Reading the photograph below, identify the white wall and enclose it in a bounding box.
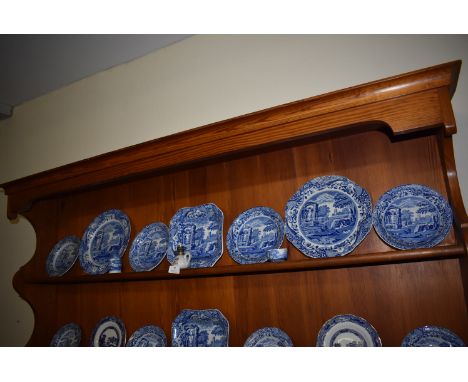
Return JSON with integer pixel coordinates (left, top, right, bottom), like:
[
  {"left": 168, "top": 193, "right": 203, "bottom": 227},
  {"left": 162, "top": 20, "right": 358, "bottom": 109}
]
[{"left": 1, "top": 35, "right": 467, "bottom": 345}]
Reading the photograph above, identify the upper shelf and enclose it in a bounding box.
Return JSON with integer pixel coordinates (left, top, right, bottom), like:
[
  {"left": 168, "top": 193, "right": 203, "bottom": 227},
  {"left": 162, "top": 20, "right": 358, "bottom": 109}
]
[{"left": 0, "top": 60, "right": 462, "bottom": 220}]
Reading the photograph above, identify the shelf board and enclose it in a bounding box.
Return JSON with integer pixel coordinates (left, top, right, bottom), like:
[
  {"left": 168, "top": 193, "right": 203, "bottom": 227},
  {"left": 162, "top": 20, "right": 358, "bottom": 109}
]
[{"left": 29, "top": 244, "right": 465, "bottom": 285}]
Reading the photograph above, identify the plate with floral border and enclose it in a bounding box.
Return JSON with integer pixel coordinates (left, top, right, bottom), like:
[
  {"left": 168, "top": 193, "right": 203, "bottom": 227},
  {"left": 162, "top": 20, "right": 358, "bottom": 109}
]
[
  {"left": 78, "top": 209, "right": 131, "bottom": 275},
  {"left": 167, "top": 203, "right": 224, "bottom": 268},
  {"left": 316, "top": 314, "right": 382, "bottom": 347},
  {"left": 285, "top": 175, "right": 372, "bottom": 258},
  {"left": 50, "top": 322, "right": 81, "bottom": 347},
  {"left": 126, "top": 324, "right": 167, "bottom": 347},
  {"left": 46, "top": 236, "right": 80, "bottom": 277},
  {"left": 227, "top": 206, "right": 284, "bottom": 264},
  {"left": 172, "top": 309, "right": 229, "bottom": 347},
  {"left": 244, "top": 327, "right": 293, "bottom": 347},
  {"left": 129, "top": 222, "right": 169, "bottom": 272},
  {"left": 373, "top": 184, "right": 452, "bottom": 250},
  {"left": 90, "top": 315, "right": 126, "bottom": 347},
  {"left": 401, "top": 325, "right": 464, "bottom": 347}
]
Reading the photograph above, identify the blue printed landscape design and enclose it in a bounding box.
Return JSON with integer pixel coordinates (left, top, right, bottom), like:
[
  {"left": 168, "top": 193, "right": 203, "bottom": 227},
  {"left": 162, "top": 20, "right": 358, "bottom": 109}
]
[
  {"left": 126, "top": 325, "right": 167, "bottom": 347},
  {"left": 401, "top": 326, "right": 464, "bottom": 347},
  {"left": 46, "top": 236, "right": 80, "bottom": 277},
  {"left": 244, "top": 327, "right": 293, "bottom": 347},
  {"left": 50, "top": 322, "right": 81, "bottom": 347},
  {"left": 90, "top": 315, "right": 126, "bottom": 347},
  {"left": 129, "top": 222, "right": 169, "bottom": 272}
]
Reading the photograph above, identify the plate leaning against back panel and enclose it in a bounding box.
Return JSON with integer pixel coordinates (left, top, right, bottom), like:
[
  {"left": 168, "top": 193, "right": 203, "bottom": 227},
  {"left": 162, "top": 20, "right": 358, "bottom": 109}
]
[
  {"left": 373, "top": 184, "right": 453, "bottom": 250},
  {"left": 167, "top": 203, "right": 224, "bottom": 268},
  {"left": 126, "top": 325, "right": 167, "bottom": 347},
  {"left": 244, "top": 327, "right": 293, "bottom": 347},
  {"left": 401, "top": 326, "right": 465, "bottom": 347},
  {"left": 50, "top": 322, "right": 82, "bottom": 346},
  {"left": 316, "top": 314, "right": 382, "bottom": 347},
  {"left": 46, "top": 236, "right": 80, "bottom": 277},
  {"left": 172, "top": 309, "right": 229, "bottom": 347},
  {"left": 227, "top": 206, "right": 284, "bottom": 264},
  {"left": 79, "top": 209, "right": 131, "bottom": 275},
  {"left": 285, "top": 176, "right": 372, "bottom": 258},
  {"left": 129, "top": 222, "right": 169, "bottom": 272},
  {"left": 90, "top": 315, "right": 126, "bottom": 347}
]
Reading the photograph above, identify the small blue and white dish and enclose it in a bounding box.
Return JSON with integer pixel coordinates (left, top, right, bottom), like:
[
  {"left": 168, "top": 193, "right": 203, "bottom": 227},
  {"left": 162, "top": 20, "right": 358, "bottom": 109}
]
[
  {"left": 78, "top": 209, "right": 131, "bottom": 275},
  {"left": 244, "top": 327, "right": 293, "bottom": 347},
  {"left": 373, "top": 184, "right": 453, "bottom": 250},
  {"left": 285, "top": 176, "right": 372, "bottom": 258},
  {"left": 46, "top": 236, "right": 81, "bottom": 277},
  {"left": 267, "top": 248, "right": 288, "bottom": 262},
  {"left": 317, "top": 314, "right": 382, "bottom": 347},
  {"left": 227, "top": 206, "right": 284, "bottom": 264},
  {"left": 172, "top": 309, "right": 229, "bottom": 347},
  {"left": 401, "top": 325, "right": 465, "bottom": 347},
  {"left": 50, "top": 322, "right": 81, "bottom": 346},
  {"left": 167, "top": 203, "right": 224, "bottom": 268},
  {"left": 126, "top": 325, "right": 167, "bottom": 347},
  {"left": 90, "top": 315, "right": 126, "bottom": 347},
  {"left": 129, "top": 222, "right": 169, "bottom": 272}
]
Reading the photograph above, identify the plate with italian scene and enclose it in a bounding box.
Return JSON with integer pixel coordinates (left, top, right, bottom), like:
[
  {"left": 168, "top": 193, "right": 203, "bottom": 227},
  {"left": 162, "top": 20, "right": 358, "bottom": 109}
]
[
  {"left": 401, "top": 326, "right": 464, "bottom": 347},
  {"left": 171, "top": 309, "right": 229, "bottom": 347},
  {"left": 167, "top": 203, "right": 224, "bottom": 268},
  {"left": 126, "top": 325, "right": 167, "bottom": 347},
  {"left": 285, "top": 175, "right": 372, "bottom": 258},
  {"left": 373, "top": 184, "right": 452, "bottom": 250},
  {"left": 50, "top": 322, "right": 81, "bottom": 346},
  {"left": 129, "top": 222, "right": 169, "bottom": 272},
  {"left": 244, "top": 327, "right": 293, "bottom": 347},
  {"left": 227, "top": 206, "right": 284, "bottom": 264},
  {"left": 46, "top": 236, "right": 80, "bottom": 277},
  {"left": 90, "top": 315, "right": 126, "bottom": 347}
]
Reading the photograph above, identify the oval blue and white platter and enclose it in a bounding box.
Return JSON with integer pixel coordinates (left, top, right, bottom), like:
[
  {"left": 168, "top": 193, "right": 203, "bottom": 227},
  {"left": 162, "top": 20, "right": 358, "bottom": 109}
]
[
  {"left": 227, "top": 206, "right": 284, "bottom": 264},
  {"left": 401, "top": 326, "right": 464, "bottom": 347},
  {"left": 316, "top": 314, "right": 382, "bottom": 347},
  {"left": 50, "top": 322, "right": 81, "bottom": 347},
  {"left": 373, "top": 184, "right": 452, "bottom": 250},
  {"left": 78, "top": 209, "right": 131, "bottom": 275},
  {"left": 129, "top": 222, "right": 169, "bottom": 272},
  {"left": 172, "top": 309, "right": 229, "bottom": 347},
  {"left": 90, "top": 315, "right": 126, "bottom": 347},
  {"left": 167, "top": 203, "right": 224, "bottom": 268},
  {"left": 244, "top": 327, "right": 293, "bottom": 347},
  {"left": 285, "top": 175, "right": 372, "bottom": 258},
  {"left": 46, "top": 236, "right": 80, "bottom": 277},
  {"left": 126, "top": 325, "right": 167, "bottom": 347}
]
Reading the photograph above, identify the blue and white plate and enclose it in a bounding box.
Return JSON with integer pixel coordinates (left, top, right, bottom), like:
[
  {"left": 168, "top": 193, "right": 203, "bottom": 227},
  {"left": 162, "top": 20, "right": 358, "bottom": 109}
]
[
  {"left": 46, "top": 236, "right": 80, "bottom": 277},
  {"left": 244, "top": 327, "right": 293, "bottom": 347},
  {"left": 285, "top": 176, "right": 372, "bottom": 258},
  {"left": 401, "top": 326, "right": 465, "bottom": 347},
  {"left": 90, "top": 315, "right": 126, "bottom": 347},
  {"left": 79, "top": 209, "right": 131, "bottom": 275},
  {"left": 126, "top": 325, "right": 167, "bottom": 347},
  {"left": 50, "top": 322, "right": 81, "bottom": 346},
  {"left": 373, "top": 184, "right": 452, "bottom": 250},
  {"left": 317, "top": 314, "right": 382, "bottom": 347},
  {"left": 172, "top": 309, "right": 229, "bottom": 347},
  {"left": 129, "top": 222, "right": 169, "bottom": 272},
  {"left": 227, "top": 207, "right": 284, "bottom": 264},
  {"left": 167, "top": 203, "right": 224, "bottom": 268}
]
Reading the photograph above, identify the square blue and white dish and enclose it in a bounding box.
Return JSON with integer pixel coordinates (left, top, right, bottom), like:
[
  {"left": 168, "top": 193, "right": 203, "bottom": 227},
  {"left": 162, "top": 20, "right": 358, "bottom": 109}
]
[
  {"left": 285, "top": 176, "right": 372, "bottom": 258},
  {"left": 172, "top": 309, "right": 229, "bottom": 347},
  {"left": 316, "top": 314, "right": 382, "bottom": 347},
  {"left": 78, "top": 209, "right": 131, "bottom": 275},
  {"left": 129, "top": 222, "right": 169, "bottom": 272},
  {"left": 227, "top": 206, "right": 284, "bottom": 264},
  {"left": 244, "top": 327, "right": 293, "bottom": 347},
  {"left": 167, "top": 203, "right": 223, "bottom": 268},
  {"left": 126, "top": 324, "right": 167, "bottom": 347},
  {"left": 373, "top": 184, "right": 452, "bottom": 250},
  {"left": 401, "top": 325, "right": 464, "bottom": 347},
  {"left": 50, "top": 322, "right": 81, "bottom": 346},
  {"left": 90, "top": 315, "right": 126, "bottom": 347},
  {"left": 46, "top": 236, "right": 80, "bottom": 277}
]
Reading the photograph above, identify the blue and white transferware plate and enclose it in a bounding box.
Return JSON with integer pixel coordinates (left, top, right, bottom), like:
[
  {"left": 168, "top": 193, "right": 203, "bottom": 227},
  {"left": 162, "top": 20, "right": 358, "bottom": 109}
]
[
  {"left": 285, "top": 176, "right": 372, "bottom": 258},
  {"left": 401, "top": 326, "right": 465, "bottom": 347},
  {"left": 126, "top": 325, "right": 167, "bottom": 347},
  {"left": 244, "top": 327, "right": 293, "bottom": 347},
  {"left": 46, "top": 236, "right": 80, "bottom": 277},
  {"left": 172, "top": 309, "right": 229, "bottom": 347},
  {"left": 373, "top": 184, "right": 452, "bottom": 250},
  {"left": 227, "top": 207, "right": 284, "bottom": 264},
  {"left": 79, "top": 209, "right": 131, "bottom": 275},
  {"left": 50, "top": 322, "right": 81, "bottom": 346},
  {"left": 90, "top": 315, "right": 126, "bottom": 347},
  {"left": 129, "top": 222, "right": 169, "bottom": 272},
  {"left": 317, "top": 314, "right": 382, "bottom": 347},
  {"left": 167, "top": 203, "right": 224, "bottom": 268}
]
